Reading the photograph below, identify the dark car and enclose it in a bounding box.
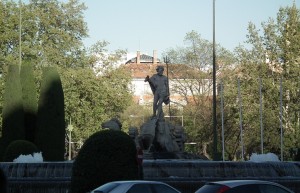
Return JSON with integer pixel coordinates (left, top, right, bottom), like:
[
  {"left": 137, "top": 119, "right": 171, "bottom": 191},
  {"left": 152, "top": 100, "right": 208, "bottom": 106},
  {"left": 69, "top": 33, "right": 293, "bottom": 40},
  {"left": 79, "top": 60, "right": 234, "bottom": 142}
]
[
  {"left": 91, "top": 180, "right": 181, "bottom": 193},
  {"left": 195, "top": 180, "right": 294, "bottom": 193}
]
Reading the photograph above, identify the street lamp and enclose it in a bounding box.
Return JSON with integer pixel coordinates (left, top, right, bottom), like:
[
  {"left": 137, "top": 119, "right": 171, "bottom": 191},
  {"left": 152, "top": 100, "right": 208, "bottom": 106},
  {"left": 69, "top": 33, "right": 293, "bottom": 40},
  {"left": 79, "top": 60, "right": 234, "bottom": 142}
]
[
  {"left": 67, "top": 123, "right": 73, "bottom": 160},
  {"left": 212, "top": 0, "right": 218, "bottom": 161},
  {"left": 19, "top": 0, "right": 22, "bottom": 69}
]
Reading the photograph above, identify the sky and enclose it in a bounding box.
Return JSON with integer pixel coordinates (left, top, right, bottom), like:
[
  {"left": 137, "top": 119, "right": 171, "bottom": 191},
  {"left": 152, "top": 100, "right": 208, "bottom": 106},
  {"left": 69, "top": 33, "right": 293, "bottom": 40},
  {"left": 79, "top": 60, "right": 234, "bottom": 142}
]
[{"left": 82, "top": 0, "right": 299, "bottom": 58}]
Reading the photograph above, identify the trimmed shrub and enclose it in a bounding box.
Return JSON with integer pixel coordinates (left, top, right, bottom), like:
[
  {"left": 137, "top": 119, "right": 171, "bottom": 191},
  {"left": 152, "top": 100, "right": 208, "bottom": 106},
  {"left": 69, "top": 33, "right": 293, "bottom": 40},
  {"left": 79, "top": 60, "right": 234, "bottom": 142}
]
[
  {"left": 70, "top": 129, "right": 138, "bottom": 193},
  {"left": 35, "top": 67, "right": 65, "bottom": 161},
  {"left": 3, "top": 140, "right": 39, "bottom": 162},
  {"left": 1, "top": 64, "right": 25, "bottom": 160},
  {"left": 0, "top": 167, "right": 7, "bottom": 193},
  {"left": 20, "top": 62, "right": 38, "bottom": 143},
  {"left": 0, "top": 138, "right": 6, "bottom": 162}
]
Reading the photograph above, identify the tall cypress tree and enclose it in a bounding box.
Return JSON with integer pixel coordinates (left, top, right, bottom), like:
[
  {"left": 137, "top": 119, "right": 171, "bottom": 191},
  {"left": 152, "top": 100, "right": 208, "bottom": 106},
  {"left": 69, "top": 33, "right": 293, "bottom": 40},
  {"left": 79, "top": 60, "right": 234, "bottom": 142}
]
[
  {"left": 1, "top": 64, "right": 25, "bottom": 158},
  {"left": 20, "top": 62, "right": 38, "bottom": 143},
  {"left": 35, "top": 67, "right": 65, "bottom": 161}
]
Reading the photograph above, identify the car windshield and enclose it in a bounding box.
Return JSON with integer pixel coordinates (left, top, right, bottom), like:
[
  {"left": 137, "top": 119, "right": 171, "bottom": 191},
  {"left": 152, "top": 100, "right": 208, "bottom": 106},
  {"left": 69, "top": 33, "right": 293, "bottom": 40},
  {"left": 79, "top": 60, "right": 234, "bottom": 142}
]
[
  {"left": 195, "top": 184, "right": 228, "bottom": 193},
  {"left": 151, "top": 184, "right": 180, "bottom": 193},
  {"left": 94, "top": 182, "right": 119, "bottom": 193}
]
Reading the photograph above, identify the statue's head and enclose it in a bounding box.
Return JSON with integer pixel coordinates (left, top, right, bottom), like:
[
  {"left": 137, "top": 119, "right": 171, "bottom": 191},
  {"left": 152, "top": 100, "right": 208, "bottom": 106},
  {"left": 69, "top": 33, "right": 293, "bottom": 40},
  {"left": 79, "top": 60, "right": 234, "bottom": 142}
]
[{"left": 156, "top": 66, "right": 164, "bottom": 75}]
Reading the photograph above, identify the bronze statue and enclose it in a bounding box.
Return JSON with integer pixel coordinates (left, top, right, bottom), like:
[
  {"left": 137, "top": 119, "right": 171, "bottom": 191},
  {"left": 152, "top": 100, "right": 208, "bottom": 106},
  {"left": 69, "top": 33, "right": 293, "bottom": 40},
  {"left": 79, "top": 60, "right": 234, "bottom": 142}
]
[{"left": 145, "top": 66, "right": 170, "bottom": 119}]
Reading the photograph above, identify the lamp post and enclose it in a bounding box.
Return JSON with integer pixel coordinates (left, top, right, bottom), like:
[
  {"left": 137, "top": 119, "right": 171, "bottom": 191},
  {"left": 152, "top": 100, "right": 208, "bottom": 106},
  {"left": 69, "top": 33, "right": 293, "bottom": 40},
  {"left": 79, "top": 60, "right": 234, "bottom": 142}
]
[
  {"left": 212, "top": 0, "right": 218, "bottom": 161},
  {"left": 67, "top": 123, "right": 73, "bottom": 160},
  {"left": 19, "top": 0, "right": 22, "bottom": 69}
]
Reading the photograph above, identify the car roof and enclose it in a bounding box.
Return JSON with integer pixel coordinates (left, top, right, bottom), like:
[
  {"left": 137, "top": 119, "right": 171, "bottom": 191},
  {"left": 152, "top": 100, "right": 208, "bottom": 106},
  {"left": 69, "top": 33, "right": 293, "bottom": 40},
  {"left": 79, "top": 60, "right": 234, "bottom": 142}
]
[
  {"left": 209, "top": 180, "right": 284, "bottom": 188},
  {"left": 107, "top": 180, "right": 166, "bottom": 184},
  {"left": 91, "top": 180, "right": 181, "bottom": 193}
]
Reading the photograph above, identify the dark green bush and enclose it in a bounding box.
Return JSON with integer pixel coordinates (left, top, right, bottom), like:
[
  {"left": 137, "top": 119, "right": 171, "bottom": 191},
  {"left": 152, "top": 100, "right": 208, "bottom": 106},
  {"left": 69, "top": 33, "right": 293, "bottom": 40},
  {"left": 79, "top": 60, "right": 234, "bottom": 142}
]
[
  {"left": 70, "top": 129, "right": 138, "bottom": 193},
  {"left": 35, "top": 67, "right": 65, "bottom": 161},
  {"left": 20, "top": 62, "right": 38, "bottom": 143},
  {"left": 3, "top": 140, "right": 39, "bottom": 162},
  {"left": 1, "top": 64, "right": 25, "bottom": 159},
  {"left": 0, "top": 138, "right": 6, "bottom": 162}
]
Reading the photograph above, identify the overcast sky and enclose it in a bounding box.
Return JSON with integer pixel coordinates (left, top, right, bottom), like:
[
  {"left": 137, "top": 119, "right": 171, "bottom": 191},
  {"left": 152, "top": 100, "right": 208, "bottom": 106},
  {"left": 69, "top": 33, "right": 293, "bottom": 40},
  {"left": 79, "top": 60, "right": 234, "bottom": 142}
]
[{"left": 82, "top": 0, "right": 299, "bottom": 58}]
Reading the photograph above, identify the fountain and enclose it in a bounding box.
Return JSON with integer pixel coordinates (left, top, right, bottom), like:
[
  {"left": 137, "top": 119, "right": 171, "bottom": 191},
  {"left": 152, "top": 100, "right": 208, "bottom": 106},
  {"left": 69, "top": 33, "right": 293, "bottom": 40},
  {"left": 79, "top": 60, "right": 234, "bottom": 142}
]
[
  {"left": 1, "top": 117, "right": 300, "bottom": 193},
  {"left": 0, "top": 162, "right": 72, "bottom": 193},
  {"left": 142, "top": 160, "right": 300, "bottom": 192},
  {"left": 1, "top": 160, "right": 300, "bottom": 193},
  {"left": 1, "top": 93, "right": 299, "bottom": 192}
]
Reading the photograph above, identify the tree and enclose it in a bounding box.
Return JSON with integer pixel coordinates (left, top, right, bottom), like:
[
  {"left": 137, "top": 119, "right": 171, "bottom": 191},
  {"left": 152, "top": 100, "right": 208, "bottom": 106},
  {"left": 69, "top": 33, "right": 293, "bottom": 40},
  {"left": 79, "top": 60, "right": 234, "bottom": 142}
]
[
  {"left": 163, "top": 31, "right": 235, "bottom": 158},
  {"left": 0, "top": 0, "right": 20, "bottom": 70},
  {"left": 1, "top": 64, "right": 25, "bottom": 159},
  {"left": 60, "top": 41, "right": 132, "bottom": 148},
  {"left": 227, "top": 3, "right": 300, "bottom": 160},
  {"left": 20, "top": 62, "right": 38, "bottom": 143},
  {"left": 35, "top": 67, "right": 65, "bottom": 161},
  {"left": 70, "top": 129, "right": 138, "bottom": 193},
  {"left": 0, "top": 0, "right": 89, "bottom": 69},
  {"left": 60, "top": 64, "right": 133, "bottom": 146}
]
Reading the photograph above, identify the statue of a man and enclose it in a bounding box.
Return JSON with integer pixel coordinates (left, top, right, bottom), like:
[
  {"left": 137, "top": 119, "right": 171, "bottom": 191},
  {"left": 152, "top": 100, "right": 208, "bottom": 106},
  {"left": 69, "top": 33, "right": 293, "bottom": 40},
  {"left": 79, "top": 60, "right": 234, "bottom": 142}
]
[{"left": 145, "top": 66, "right": 170, "bottom": 119}]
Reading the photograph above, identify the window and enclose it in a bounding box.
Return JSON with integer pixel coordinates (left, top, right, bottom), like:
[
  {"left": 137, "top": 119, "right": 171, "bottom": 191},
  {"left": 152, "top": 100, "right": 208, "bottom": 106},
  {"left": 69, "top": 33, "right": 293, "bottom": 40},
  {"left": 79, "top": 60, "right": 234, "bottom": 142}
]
[
  {"left": 94, "top": 182, "right": 119, "bottom": 193},
  {"left": 195, "top": 184, "right": 226, "bottom": 193},
  {"left": 151, "top": 184, "right": 179, "bottom": 193},
  {"left": 259, "top": 184, "right": 291, "bottom": 193},
  {"left": 127, "top": 184, "right": 152, "bottom": 193},
  {"left": 226, "top": 184, "right": 260, "bottom": 193}
]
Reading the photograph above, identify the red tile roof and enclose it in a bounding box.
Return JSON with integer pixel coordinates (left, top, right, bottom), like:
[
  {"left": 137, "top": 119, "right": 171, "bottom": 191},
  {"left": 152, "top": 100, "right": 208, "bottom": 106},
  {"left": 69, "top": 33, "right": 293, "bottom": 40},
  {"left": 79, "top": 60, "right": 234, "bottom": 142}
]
[{"left": 122, "top": 63, "right": 163, "bottom": 79}]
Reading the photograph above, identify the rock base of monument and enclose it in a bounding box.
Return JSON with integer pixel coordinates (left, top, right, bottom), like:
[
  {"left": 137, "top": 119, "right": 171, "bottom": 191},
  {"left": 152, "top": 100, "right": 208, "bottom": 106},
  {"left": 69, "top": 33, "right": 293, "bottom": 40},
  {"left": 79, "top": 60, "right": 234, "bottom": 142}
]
[{"left": 143, "top": 151, "right": 209, "bottom": 160}]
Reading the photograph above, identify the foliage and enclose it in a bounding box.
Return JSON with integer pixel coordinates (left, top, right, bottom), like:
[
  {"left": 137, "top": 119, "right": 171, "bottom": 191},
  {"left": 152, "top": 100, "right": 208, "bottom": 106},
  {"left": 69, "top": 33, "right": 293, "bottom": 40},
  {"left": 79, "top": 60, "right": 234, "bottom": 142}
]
[
  {"left": 0, "top": 138, "right": 6, "bottom": 162},
  {"left": 3, "top": 139, "right": 39, "bottom": 162},
  {"left": 20, "top": 62, "right": 38, "bottom": 143},
  {"left": 163, "top": 31, "right": 235, "bottom": 158},
  {"left": 0, "top": 0, "right": 89, "bottom": 69},
  {"left": 88, "top": 40, "right": 127, "bottom": 74},
  {"left": 35, "top": 67, "right": 65, "bottom": 161},
  {"left": 163, "top": 4, "right": 300, "bottom": 161},
  {"left": 163, "top": 30, "right": 235, "bottom": 70},
  {"left": 224, "top": 3, "right": 300, "bottom": 160},
  {"left": 120, "top": 103, "right": 152, "bottom": 133},
  {"left": 1, "top": 64, "right": 25, "bottom": 159},
  {"left": 0, "top": 0, "right": 133, "bottom": 159},
  {"left": 0, "top": 75, "right": 4, "bottom": 137},
  {"left": 70, "top": 129, "right": 138, "bottom": 193},
  {"left": 60, "top": 65, "right": 132, "bottom": 146}
]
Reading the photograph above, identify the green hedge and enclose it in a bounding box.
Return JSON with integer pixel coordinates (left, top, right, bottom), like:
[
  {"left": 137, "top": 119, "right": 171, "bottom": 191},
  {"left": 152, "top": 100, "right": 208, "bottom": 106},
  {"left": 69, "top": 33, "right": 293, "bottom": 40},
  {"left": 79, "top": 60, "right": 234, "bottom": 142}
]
[
  {"left": 70, "top": 129, "right": 138, "bottom": 193},
  {"left": 35, "top": 67, "right": 65, "bottom": 161},
  {"left": 1, "top": 64, "right": 25, "bottom": 160},
  {"left": 20, "top": 62, "right": 38, "bottom": 143},
  {"left": 3, "top": 140, "right": 39, "bottom": 162}
]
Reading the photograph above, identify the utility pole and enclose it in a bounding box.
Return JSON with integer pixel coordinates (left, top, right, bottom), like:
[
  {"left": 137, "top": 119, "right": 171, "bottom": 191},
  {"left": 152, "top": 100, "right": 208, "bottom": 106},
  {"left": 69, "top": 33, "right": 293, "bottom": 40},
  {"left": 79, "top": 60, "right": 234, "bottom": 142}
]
[
  {"left": 19, "top": 0, "right": 22, "bottom": 69},
  {"left": 212, "top": 0, "right": 218, "bottom": 161}
]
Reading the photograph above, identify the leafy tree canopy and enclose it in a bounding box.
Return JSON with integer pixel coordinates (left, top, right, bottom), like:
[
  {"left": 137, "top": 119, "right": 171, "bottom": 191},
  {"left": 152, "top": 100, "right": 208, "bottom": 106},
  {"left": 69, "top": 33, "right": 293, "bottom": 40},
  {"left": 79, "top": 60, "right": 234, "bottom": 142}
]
[{"left": 0, "top": 0, "right": 89, "bottom": 70}]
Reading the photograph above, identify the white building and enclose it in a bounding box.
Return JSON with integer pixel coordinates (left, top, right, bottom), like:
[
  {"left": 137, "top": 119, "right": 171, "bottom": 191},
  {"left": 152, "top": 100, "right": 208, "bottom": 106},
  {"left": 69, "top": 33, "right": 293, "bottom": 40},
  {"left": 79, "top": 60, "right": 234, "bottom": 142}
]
[{"left": 123, "top": 51, "right": 212, "bottom": 107}]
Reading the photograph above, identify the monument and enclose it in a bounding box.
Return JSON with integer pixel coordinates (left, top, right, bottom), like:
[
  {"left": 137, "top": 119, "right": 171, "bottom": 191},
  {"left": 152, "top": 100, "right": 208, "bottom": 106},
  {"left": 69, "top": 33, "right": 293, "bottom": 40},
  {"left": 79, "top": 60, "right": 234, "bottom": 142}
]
[{"left": 129, "top": 65, "right": 187, "bottom": 158}]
